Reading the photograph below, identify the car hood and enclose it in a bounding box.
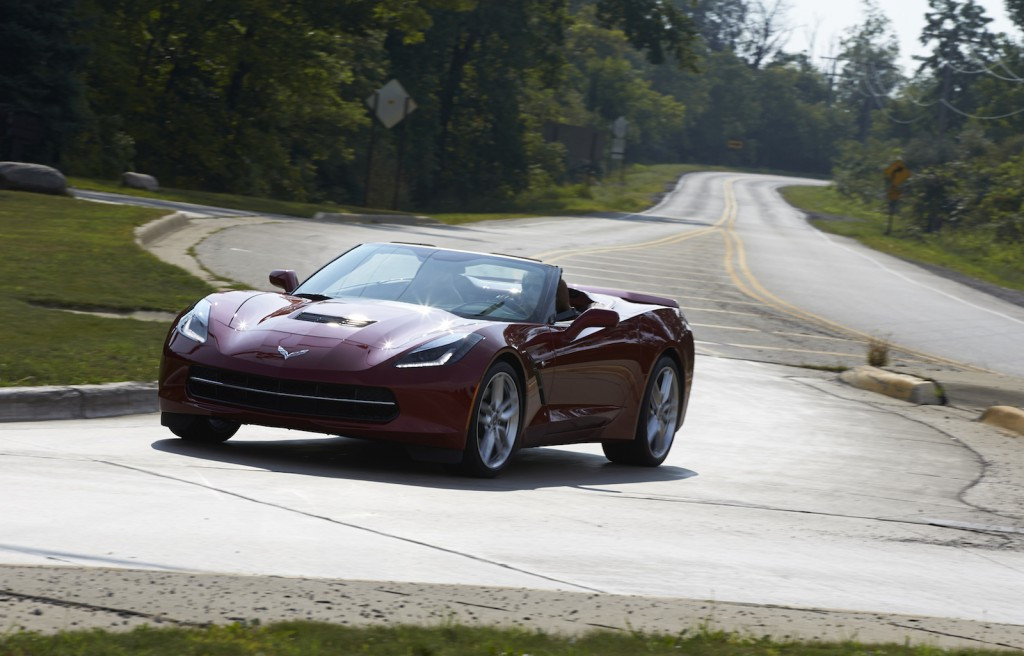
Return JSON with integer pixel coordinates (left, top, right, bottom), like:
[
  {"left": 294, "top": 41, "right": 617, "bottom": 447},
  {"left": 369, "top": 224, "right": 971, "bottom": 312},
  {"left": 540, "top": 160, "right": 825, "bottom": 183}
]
[{"left": 207, "top": 292, "right": 486, "bottom": 370}]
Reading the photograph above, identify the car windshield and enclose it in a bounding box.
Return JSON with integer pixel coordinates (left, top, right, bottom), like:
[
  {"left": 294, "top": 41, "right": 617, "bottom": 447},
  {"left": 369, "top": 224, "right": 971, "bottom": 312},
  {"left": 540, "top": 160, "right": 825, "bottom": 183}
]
[{"left": 293, "top": 243, "right": 556, "bottom": 323}]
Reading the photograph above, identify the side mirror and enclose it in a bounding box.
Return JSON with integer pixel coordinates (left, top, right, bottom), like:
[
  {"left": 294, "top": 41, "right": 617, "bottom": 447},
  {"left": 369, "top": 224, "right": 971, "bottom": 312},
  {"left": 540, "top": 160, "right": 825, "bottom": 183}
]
[
  {"left": 269, "top": 269, "right": 299, "bottom": 293},
  {"left": 564, "top": 308, "right": 618, "bottom": 341}
]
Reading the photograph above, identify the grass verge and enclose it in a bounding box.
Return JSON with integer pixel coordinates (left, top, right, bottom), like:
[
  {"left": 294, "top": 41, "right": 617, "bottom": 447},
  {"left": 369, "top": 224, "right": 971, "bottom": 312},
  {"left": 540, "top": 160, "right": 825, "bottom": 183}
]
[
  {"left": 74, "top": 164, "right": 719, "bottom": 225},
  {"left": 398, "top": 164, "right": 737, "bottom": 222},
  {"left": 0, "top": 190, "right": 212, "bottom": 386},
  {"left": 0, "top": 621, "right": 1008, "bottom": 656},
  {"left": 68, "top": 177, "right": 407, "bottom": 219},
  {"left": 780, "top": 185, "right": 1024, "bottom": 293}
]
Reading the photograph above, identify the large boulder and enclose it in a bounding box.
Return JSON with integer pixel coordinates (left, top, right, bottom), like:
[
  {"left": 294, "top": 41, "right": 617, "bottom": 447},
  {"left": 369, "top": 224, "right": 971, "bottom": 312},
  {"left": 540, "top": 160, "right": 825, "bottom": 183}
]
[
  {"left": 0, "top": 161, "right": 68, "bottom": 195},
  {"left": 122, "top": 171, "right": 159, "bottom": 191}
]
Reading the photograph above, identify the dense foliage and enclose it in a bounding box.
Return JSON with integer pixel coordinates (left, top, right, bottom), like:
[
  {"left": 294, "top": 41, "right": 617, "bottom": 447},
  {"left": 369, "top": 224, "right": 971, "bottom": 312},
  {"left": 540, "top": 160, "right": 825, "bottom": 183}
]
[
  {"left": 830, "top": 0, "right": 1024, "bottom": 249},
  {"left": 4, "top": 0, "right": 1024, "bottom": 232},
  {"left": 2, "top": 0, "right": 849, "bottom": 209}
]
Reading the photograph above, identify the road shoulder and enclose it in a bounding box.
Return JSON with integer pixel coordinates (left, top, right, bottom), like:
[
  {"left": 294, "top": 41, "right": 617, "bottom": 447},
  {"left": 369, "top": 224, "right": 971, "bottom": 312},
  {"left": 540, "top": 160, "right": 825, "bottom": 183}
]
[{"left": 2, "top": 565, "right": 1022, "bottom": 650}]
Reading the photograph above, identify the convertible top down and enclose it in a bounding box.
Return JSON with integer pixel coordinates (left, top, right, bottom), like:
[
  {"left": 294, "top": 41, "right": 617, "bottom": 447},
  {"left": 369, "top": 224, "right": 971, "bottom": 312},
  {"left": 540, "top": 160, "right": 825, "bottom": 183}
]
[{"left": 159, "top": 242, "right": 694, "bottom": 476}]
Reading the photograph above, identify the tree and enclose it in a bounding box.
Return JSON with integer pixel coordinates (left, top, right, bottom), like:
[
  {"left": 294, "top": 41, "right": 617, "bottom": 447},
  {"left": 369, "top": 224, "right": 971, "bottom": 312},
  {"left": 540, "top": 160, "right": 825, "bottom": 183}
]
[
  {"left": 916, "top": 0, "right": 998, "bottom": 138},
  {"left": 749, "top": 58, "right": 840, "bottom": 172},
  {"left": 387, "top": 1, "right": 570, "bottom": 206},
  {"left": 592, "top": 0, "right": 700, "bottom": 68},
  {"left": 71, "top": 0, "right": 459, "bottom": 198},
  {"left": 680, "top": 0, "right": 748, "bottom": 53},
  {"left": 0, "top": 0, "right": 86, "bottom": 164},
  {"left": 564, "top": 10, "right": 687, "bottom": 163},
  {"left": 739, "top": 0, "right": 791, "bottom": 69},
  {"left": 1006, "top": 0, "right": 1024, "bottom": 33},
  {"left": 835, "top": 0, "right": 902, "bottom": 142}
]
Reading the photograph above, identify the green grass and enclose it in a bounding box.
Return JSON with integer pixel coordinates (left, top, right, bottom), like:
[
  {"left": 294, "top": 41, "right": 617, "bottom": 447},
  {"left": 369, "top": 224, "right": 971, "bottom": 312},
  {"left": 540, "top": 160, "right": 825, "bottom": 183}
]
[
  {"left": 780, "top": 185, "right": 1024, "bottom": 292},
  {"left": 74, "top": 164, "right": 716, "bottom": 225},
  {"left": 69, "top": 177, "right": 409, "bottom": 219},
  {"left": 0, "top": 190, "right": 213, "bottom": 386},
  {"left": 0, "top": 621, "right": 1007, "bottom": 656}
]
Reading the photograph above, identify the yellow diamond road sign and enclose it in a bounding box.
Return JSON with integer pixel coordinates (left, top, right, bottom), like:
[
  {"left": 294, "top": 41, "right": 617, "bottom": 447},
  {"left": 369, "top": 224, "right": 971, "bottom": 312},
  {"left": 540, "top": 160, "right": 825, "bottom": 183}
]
[{"left": 885, "top": 159, "right": 910, "bottom": 186}]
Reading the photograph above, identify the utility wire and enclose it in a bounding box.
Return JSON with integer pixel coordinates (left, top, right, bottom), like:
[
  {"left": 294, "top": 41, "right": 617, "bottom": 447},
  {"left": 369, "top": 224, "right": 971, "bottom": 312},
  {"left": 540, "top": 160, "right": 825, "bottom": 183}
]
[{"left": 938, "top": 99, "right": 1024, "bottom": 119}]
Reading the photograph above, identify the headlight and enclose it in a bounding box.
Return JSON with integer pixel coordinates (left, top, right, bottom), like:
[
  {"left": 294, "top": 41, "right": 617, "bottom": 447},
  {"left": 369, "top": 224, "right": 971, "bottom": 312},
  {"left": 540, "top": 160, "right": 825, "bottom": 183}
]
[
  {"left": 395, "top": 333, "right": 483, "bottom": 368},
  {"left": 176, "top": 298, "right": 212, "bottom": 343}
]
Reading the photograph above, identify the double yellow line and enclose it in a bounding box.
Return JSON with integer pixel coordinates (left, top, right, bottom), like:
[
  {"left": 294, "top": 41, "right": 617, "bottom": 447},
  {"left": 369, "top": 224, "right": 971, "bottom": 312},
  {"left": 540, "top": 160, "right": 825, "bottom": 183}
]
[
  {"left": 534, "top": 176, "right": 981, "bottom": 372},
  {"left": 532, "top": 202, "right": 726, "bottom": 264},
  {"left": 718, "top": 179, "right": 981, "bottom": 371}
]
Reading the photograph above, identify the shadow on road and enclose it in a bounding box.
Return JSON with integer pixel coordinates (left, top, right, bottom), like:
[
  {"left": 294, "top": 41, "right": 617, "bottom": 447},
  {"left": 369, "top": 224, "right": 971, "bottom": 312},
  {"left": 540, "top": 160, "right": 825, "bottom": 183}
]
[{"left": 151, "top": 436, "right": 697, "bottom": 491}]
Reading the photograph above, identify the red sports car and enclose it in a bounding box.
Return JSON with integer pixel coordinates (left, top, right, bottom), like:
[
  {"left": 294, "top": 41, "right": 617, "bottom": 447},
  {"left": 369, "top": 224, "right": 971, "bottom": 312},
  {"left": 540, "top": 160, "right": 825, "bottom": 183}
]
[{"left": 159, "top": 242, "right": 694, "bottom": 476}]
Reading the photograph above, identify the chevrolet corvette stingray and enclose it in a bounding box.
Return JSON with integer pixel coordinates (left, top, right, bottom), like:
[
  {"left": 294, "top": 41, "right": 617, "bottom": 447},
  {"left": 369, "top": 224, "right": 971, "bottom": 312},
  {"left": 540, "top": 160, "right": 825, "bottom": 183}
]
[{"left": 159, "top": 242, "right": 694, "bottom": 476}]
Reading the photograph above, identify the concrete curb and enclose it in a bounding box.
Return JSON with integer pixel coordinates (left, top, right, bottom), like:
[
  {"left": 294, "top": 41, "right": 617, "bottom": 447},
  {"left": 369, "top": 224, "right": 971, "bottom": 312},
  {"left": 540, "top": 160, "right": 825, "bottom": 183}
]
[
  {"left": 980, "top": 405, "right": 1024, "bottom": 437},
  {"left": 0, "top": 383, "right": 157, "bottom": 422},
  {"left": 134, "top": 211, "right": 193, "bottom": 247},
  {"left": 839, "top": 366, "right": 945, "bottom": 405}
]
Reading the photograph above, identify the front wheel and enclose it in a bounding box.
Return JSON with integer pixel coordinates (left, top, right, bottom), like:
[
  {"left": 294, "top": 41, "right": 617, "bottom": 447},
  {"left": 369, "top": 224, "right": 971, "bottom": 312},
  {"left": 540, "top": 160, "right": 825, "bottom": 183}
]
[
  {"left": 453, "top": 362, "right": 522, "bottom": 477},
  {"left": 162, "top": 412, "right": 240, "bottom": 443},
  {"left": 602, "top": 356, "right": 680, "bottom": 466}
]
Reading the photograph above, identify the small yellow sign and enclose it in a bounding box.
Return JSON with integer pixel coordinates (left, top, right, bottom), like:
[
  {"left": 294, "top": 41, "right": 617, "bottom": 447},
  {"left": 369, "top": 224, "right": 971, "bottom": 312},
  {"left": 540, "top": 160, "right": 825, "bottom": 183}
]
[{"left": 885, "top": 159, "right": 911, "bottom": 186}]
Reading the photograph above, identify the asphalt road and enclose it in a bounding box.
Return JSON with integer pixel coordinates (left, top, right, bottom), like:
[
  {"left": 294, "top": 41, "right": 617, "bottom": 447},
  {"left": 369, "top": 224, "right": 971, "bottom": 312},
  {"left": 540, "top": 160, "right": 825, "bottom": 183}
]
[{"left": 5, "top": 172, "right": 1022, "bottom": 641}]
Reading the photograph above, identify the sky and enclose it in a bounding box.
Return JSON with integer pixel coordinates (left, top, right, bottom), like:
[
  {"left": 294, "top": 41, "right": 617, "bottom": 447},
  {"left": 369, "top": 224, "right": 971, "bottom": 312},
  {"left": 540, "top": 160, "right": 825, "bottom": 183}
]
[{"left": 783, "top": 0, "right": 1018, "bottom": 74}]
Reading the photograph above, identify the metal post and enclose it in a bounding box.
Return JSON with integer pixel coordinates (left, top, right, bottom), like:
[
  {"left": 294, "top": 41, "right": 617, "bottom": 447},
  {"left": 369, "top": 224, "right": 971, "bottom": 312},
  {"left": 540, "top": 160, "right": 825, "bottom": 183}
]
[
  {"left": 392, "top": 97, "right": 410, "bottom": 211},
  {"left": 362, "top": 92, "right": 379, "bottom": 208}
]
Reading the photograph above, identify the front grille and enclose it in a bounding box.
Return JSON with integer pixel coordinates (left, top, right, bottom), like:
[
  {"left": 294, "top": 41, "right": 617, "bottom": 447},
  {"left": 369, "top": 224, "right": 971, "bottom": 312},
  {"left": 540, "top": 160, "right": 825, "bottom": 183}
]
[{"left": 187, "top": 365, "right": 397, "bottom": 422}]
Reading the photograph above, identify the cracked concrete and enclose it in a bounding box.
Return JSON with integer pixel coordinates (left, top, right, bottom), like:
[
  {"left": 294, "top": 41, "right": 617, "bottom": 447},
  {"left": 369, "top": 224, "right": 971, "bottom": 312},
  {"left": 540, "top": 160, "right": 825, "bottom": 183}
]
[{"left": 2, "top": 566, "right": 1024, "bottom": 650}]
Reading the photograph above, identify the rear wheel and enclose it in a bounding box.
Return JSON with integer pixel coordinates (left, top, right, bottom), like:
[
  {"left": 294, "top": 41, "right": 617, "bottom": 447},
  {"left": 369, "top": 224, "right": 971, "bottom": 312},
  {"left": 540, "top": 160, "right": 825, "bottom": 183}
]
[
  {"left": 454, "top": 362, "right": 522, "bottom": 477},
  {"left": 603, "top": 356, "right": 680, "bottom": 466},
  {"left": 162, "top": 412, "right": 240, "bottom": 443}
]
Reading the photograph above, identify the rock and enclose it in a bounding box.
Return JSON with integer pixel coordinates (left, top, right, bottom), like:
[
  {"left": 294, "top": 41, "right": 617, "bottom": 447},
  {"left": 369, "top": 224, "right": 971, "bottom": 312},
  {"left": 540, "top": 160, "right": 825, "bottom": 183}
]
[
  {"left": 122, "top": 171, "right": 159, "bottom": 191},
  {"left": 0, "top": 161, "right": 68, "bottom": 195}
]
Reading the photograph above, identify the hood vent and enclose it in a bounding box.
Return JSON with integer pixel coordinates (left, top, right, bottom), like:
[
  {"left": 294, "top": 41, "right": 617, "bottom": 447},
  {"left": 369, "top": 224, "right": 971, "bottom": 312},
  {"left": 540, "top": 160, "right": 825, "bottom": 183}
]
[{"left": 295, "top": 312, "right": 376, "bottom": 328}]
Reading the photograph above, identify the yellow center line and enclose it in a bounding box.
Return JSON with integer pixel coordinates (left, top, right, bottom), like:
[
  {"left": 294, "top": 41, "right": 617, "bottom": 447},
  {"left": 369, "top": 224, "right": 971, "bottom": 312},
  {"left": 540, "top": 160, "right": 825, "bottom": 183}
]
[
  {"left": 719, "top": 343, "right": 869, "bottom": 358},
  {"left": 771, "top": 331, "right": 856, "bottom": 342},
  {"left": 691, "top": 323, "right": 759, "bottom": 331},
  {"left": 677, "top": 294, "right": 766, "bottom": 307},
  {"left": 529, "top": 176, "right": 987, "bottom": 373},
  {"left": 532, "top": 206, "right": 729, "bottom": 262},
  {"left": 681, "top": 306, "right": 760, "bottom": 317},
  {"left": 563, "top": 264, "right": 730, "bottom": 282},
  {"left": 717, "top": 180, "right": 987, "bottom": 372}
]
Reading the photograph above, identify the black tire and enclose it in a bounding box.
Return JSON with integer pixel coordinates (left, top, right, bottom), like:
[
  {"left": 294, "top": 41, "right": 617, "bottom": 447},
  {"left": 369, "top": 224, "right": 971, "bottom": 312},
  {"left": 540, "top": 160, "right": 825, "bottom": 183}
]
[
  {"left": 452, "top": 362, "right": 522, "bottom": 478},
  {"left": 602, "top": 355, "right": 681, "bottom": 466},
  {"left": 162, "top": 412, "right": 240, "bottom": 443}
]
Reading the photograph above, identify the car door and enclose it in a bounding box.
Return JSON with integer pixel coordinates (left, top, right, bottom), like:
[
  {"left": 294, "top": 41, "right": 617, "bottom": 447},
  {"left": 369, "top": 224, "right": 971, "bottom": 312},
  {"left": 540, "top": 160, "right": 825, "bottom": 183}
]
[{"left": 537, "top": 311, "right": 643, "bottom": 438}]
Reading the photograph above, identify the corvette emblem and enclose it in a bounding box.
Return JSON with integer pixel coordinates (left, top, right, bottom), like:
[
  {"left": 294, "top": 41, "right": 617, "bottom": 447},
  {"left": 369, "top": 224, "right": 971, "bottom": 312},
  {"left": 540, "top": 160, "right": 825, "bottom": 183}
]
[{"left": 277, "top": 345, "right": 309, "bottom": 360}]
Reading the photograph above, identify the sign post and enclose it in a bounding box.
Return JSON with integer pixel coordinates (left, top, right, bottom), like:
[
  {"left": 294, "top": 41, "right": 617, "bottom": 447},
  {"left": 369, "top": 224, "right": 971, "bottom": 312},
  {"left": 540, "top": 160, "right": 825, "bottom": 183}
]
[
  {"left": 611, "top": 116, "right": 628, "bottom": 183},
  {"left": 364, "top": 80, "right": 417, "bottom": 209},
  {"left": 883, "top": 159, "right": 911, "bottom": 235}
]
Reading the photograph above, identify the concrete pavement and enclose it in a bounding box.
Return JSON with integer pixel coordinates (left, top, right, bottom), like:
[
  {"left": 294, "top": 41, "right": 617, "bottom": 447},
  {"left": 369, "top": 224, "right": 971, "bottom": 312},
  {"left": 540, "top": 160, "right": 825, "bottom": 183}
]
[{"left": 3, "top": 565, "right": 1023, "bottom": 649}]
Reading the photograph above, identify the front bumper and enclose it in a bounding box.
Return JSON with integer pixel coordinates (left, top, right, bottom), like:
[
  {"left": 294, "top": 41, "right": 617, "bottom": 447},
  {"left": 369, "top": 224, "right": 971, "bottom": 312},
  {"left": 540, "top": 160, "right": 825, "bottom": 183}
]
[{"left": 158, "top": 348, "right": 486, "bottom": 450}]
